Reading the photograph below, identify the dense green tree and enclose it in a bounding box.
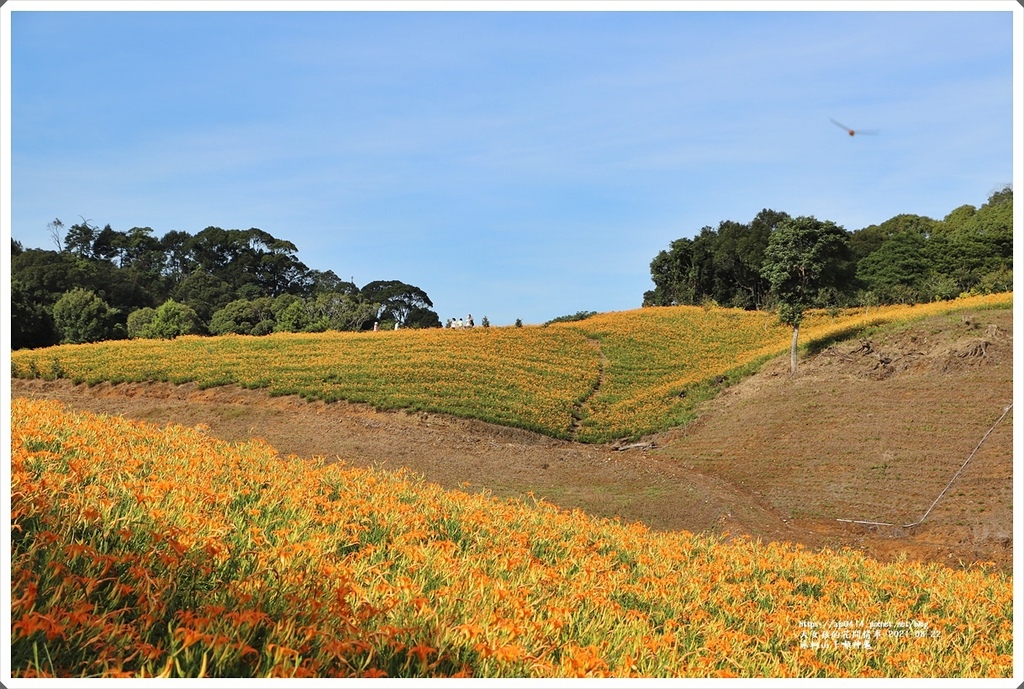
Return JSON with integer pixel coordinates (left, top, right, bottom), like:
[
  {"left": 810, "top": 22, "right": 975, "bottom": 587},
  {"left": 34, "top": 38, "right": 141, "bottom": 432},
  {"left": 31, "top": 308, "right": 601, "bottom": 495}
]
[
  {"left": 52, "top": 288, "right": 121, "bottom": 344},
  {"left": 127, "top": 307, "right": 157, "bottom": 339},
  {"left": 274, "top": 300, "right": 313, "bottom": 333},
  {"left": 120, "top": 227, "right": 164, "bottom": 274},
  {"left": 209, "top": 298, "right": 276, "bottom": 336},
  {"left": 236, "top": 283, "right": 265, "bottom": 301},
  {"left": 305, "top": 269, "right": 354, "bottom": 296},
  {"left": 159, "top": 230, "right": 195, "bottom": 282},
  {"left": 11, "top": 249, "right": 99, "bottom": 306},
  {"left": 141, "top": 300, "right": 204, "bottom": 339},
  {"left": 941, "top": 204, "right": 977, "bottom": 232},
  {"left": 761, "top": 216, "right": 853, "bottom": 375},
  {"left": 270, "top": 294, "right": 302, "bottom": 319},
  {"left": 360, "top": 280, "right": 439, "bottom": 328},
  {"left": 645, "top": 189, "right": 1010, "bottom": 315},
  {"left": 848, "top": 214, "right": 940, "bottom": 263},
  {"left": 404, "top": 305, "right": 442, "bottom": 329},
  {"left": 12, "top": 217, "right": 444, "bottom": 347},
  {"left": 973, "top": 266, "right": 1013, "bottom": 294},
  {"left": 13, "top": 212, "right": 486, "bottom": 345},
  {"left": 924, "top": 187, "right": 1013, "bottom": 294},
  {"left": 11, "top": 278, "right": 57, "bottom": 349},
  {"left": 715, "top": 209, "right": 788, "bottom": 308},
  {"left": 923, "top": 233, "right": 981, "bottom": 294},
  {"left": 10, "top": 248, "right": 109, "bottom": 348},
  {"left": 856, "top": 231, "right": 931, "bottom": 304},
  {"left": 688, "top": 227, "right": 719, "bottom": 303},
  {"left": 251, "top": 233, "right": 307, "bottom": 296},
  {"left": 306, "top": 292, "right": 380, "bottom": 332},
  {"left": 181, "top": 227, "right": 312, "bottom": 297},
  {"left": 644, "top": 237, "right": 699, "bottom": 306},
  {"left": 169, "top": 268, "right": 234, "bottom": 323},
  {"left": 64, "top": 218, "right": 99, "bottom": 258},
  {"left": 90, "top": 224, "right": 122, "bottom": 265},
  {"left": 968, "top": 191, "right": 1013, "bottom": 260},
  {"left": 643, "top": 209, "right": 787, "bottom": 309}
]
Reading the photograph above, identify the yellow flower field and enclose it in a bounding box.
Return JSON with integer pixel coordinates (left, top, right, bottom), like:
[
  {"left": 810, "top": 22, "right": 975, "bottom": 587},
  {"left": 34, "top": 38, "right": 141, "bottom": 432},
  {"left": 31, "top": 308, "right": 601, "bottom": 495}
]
[
  {"left": 9, "top": 292, "right": 1012, "bottom": 442},
  {"left": 9, "top": 326, "right": 600, "bottom": 438},
  {"left": 9, "top": 399, "right": 1013, "bottom": 678},
  {"left": 554, "top": 292, "right": 1013, "bottom": 440}
]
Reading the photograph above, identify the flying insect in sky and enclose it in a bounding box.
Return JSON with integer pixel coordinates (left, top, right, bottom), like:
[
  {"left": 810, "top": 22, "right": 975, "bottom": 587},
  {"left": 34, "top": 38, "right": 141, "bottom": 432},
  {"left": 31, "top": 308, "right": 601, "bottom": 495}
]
[{"left": 829, "top": 117, "right": 879, "bottom": 137}]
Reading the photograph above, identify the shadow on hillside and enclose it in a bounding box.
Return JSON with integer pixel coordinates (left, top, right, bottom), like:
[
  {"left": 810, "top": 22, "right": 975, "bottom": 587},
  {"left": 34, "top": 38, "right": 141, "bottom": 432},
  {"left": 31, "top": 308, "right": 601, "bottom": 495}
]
[{"left": 801, "top": 323, "right": 877, "bottom": 357}]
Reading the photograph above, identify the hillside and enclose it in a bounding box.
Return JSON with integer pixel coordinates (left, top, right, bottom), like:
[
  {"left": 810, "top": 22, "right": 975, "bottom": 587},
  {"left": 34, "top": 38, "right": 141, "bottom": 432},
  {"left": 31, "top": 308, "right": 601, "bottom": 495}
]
[
  {"left": 9, "top": 292, "right": 1012, "bottom": 443},
  {"left": 11, "top": 303, "right": 1013, "bottom": 570},
  {"left": 9, "top": 396, "right": 1013, "bottom": 678},
  {"left": 654, "top": 306, "right": 1013, "bottom": 569}
]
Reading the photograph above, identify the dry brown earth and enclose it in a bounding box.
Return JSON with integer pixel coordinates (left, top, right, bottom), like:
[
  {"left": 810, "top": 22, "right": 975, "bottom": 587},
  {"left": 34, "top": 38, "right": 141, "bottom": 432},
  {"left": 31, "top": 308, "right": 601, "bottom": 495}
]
[{"left": 11, "top": 308, "right": 1013, "bottom": 570}]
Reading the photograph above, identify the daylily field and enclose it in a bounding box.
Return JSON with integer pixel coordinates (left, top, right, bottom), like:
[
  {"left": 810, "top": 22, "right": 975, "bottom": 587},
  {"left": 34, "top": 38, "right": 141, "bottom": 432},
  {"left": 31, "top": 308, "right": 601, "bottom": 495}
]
[
  {"left": 10, "top": 292, "right": 1013, "bottom": 442},
  {"left": 8, "top": 292, "right": 1015, "bottom": 677}
]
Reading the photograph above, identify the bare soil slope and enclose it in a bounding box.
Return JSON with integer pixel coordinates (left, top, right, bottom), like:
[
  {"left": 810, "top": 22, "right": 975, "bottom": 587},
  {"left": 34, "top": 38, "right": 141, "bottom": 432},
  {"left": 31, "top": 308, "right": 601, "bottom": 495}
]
[{"left": 11, "top": 308, "right": 1013, "bottom": 569}]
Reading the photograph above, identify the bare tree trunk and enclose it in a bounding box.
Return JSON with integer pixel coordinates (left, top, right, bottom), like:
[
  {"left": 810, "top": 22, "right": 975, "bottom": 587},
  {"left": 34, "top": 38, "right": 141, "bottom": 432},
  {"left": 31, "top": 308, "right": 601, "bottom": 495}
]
[
  {"left": 47, "top": 218, "right": 64, "bottom": 253},
  {"left": 790, "top": 323, "right": 799, "bottom": 376}
]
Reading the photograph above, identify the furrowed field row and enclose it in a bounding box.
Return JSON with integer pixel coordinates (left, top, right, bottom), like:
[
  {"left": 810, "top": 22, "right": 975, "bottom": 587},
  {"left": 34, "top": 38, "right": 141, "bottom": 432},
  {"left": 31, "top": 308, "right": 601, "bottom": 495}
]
[{"left": 10, "top": 399, "right": 1012, "bottom": 678}]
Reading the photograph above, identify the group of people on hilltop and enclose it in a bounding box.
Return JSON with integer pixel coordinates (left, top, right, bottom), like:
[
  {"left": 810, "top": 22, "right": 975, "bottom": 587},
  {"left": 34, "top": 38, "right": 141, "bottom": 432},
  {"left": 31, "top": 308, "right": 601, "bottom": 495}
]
[{"left": 446, "top": 314, "right": 474, "bottom": 329}]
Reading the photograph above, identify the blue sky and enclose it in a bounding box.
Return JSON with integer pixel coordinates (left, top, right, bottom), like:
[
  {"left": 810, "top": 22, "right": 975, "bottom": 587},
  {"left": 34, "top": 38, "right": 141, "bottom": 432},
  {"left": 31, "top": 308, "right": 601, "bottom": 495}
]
[{"left": 4, "top": 3, "right": 1017, "bottom": 326}]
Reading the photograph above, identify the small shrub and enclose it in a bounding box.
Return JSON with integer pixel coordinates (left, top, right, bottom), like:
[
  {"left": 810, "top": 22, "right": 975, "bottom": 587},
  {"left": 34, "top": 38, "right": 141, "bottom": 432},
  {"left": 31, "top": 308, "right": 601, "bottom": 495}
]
[
  {"left": 544, "top": 310, "right": 597, "bottom": 326},
  {"left": 141, "top": 300, "right": 204, "bottom": 339},
  {"left": 250, "top": 320, "right": 276, "bottom": 336},
  {"left": 127, "top": 307, "right": 157, "bottom": 339},
  {"left": 275, "top": 300, "right": 312, "bottom": 333},
  {"left": 52, "top": 288, "right": 119, "bottom": 344}
]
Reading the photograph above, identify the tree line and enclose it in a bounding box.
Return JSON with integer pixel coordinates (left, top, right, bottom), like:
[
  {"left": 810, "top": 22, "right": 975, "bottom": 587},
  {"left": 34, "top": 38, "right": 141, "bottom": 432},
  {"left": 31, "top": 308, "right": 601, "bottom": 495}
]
[
  {"left": 10, "top": 222, "right": 441, "bottom": 349},
  {"left": 643, "top": 186, "right": 1013, "bottom": 313}
]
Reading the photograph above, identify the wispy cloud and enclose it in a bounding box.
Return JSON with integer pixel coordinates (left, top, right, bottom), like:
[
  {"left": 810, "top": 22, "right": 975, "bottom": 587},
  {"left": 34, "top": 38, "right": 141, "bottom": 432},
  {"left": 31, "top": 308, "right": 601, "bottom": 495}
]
[{"left": 8, "top": 8, "right": 1014, "bottom": 325}]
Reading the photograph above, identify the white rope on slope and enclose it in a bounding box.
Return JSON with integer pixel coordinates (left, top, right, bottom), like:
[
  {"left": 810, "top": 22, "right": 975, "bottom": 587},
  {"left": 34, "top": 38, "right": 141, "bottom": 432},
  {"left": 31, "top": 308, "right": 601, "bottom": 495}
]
[
  {"left": 902, "top": 401, "right": 1013, "bottom": 529},
  {"left": 834, "top": 401, "right": 1013, "bottom": 530},
  {"left": 836, "top": 518, "right": 894, "bottom": 527}
]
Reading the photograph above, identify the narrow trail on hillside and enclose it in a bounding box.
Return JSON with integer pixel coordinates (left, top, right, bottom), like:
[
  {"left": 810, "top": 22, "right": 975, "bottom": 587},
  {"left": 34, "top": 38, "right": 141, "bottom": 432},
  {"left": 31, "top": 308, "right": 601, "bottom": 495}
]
[{"left": 569, "top": 338, "right": 607, "bottom": 440}]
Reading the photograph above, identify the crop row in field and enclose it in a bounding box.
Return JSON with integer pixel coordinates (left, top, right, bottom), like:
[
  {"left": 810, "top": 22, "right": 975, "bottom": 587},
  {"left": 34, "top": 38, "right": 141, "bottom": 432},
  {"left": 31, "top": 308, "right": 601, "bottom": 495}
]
[
  {"left": 10, "top": 292, "right": 1012, "bottom": 442},
  {"left": 10, "top": 398, "right": 1012, "bottom": 678}
]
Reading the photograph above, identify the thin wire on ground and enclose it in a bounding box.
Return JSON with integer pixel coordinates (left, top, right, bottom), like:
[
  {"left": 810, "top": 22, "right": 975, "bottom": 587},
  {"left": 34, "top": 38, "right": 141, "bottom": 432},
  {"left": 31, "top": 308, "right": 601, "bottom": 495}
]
[{"left": 834, "top": 401, "right": 1012, "bottom": 530}]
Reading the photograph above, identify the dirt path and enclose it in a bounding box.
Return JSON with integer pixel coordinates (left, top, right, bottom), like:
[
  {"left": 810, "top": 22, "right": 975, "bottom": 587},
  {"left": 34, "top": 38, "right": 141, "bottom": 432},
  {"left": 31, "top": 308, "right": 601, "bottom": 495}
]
[
  {"left": 568, "top": 337, "right": 607, "bottom": 439},
  {"left": 10, "top": 309, "right": 1013, "bottom": 570}
]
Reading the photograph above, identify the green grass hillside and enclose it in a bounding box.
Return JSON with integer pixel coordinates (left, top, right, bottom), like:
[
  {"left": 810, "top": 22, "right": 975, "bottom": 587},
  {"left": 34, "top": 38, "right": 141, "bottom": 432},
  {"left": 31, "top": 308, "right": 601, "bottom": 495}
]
[{"left": 10, "top": 293, "right": 1011, "bottom": 442}]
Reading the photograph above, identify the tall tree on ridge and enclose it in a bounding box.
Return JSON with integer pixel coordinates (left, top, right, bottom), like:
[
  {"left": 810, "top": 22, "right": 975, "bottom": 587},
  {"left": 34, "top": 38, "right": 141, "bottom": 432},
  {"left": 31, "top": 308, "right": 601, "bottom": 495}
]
[{"left": 761, "top": 216, "right": 853, "bottom": 375}]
